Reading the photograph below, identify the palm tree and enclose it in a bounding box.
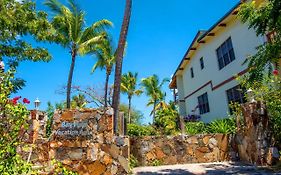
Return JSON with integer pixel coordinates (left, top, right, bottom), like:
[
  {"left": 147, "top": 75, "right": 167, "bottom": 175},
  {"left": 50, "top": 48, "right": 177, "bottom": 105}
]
[
  {"left": 121, "top": 72, "right": 143, "bottom": 123},
  {"left": 91, "top": 38, "right": 116, "bottom": 108},
  {"left": 44, "top": 0, "right": 112, "bottom": 109},
  {"left": 141, "top": 75, "right": 169, "bottom": 122},
  {"left": 112, "top": 0, "right": 132, "bottom": 133},
  {"left": 71, "top": 94, "right": 87, "bottom": 109}
]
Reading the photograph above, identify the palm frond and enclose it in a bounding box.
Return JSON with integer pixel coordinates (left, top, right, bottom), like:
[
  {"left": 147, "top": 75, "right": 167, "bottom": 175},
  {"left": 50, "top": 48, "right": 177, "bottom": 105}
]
[{"left": 44, "top": 0, "right": 62, "bottom": 15}]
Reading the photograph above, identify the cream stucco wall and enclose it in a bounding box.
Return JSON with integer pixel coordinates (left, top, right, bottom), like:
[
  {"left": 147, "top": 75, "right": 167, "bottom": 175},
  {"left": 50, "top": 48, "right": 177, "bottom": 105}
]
[{"left": 176, "top": 19, "right": 265, "bottom": 122}]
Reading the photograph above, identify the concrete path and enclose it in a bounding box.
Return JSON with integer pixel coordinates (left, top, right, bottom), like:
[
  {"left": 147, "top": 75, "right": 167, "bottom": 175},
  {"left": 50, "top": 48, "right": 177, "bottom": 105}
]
[{"left": 133, "top": 162, "right": 281, "bottom": 175}]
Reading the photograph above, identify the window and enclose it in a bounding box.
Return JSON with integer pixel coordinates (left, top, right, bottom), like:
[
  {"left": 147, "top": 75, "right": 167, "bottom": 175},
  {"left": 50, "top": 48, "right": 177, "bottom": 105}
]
[
  {"left": 226, "top": 85, "right": 246, "bottom": 114},
  {"left": 197, "top": 92, "right": 210, "bottom": 114},
  {"left": 191, "top": 67, "right": 194, "bottom": 78},
  {"left": 200, "top": 57, "right": 204, "bottom": 69},
  {"left": 216, "top": 37, "right": 235, "bottom": 70}
]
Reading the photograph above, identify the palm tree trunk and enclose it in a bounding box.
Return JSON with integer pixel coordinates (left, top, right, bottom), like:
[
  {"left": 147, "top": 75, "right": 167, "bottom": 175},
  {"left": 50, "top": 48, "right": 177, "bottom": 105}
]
[
  {"left": 128, "top": 96, "right": 132, "bottom": 124},
  {"left": 112, "top": 0, "right": 132, "bottom": 134},
  {"left": 104, "top": 72, "right": 110, "bottom": 108},
  {"left": 66, "top": 45, "right": 77, "bottom": 109},
  {"left": 153, "top": 100, "right": 156, "bottom": 123}
]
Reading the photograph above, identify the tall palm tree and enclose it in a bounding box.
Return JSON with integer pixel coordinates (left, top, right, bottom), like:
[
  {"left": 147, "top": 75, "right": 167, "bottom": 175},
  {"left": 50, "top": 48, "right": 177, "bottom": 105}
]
[
  {"left": 112, "top": 0, "right": 132, "bottom": 133},
  {"left": 91, "top": 38, "right": 115, "bottom": 108},
  {"left": 141, "top": 75, "right": 169, "bottom": 122},
  {"left": 121, "top": 72, "right": 143, "bottom": 123},
  {"left": 44, "top": 0, "right": 112, "bottom": 109}
]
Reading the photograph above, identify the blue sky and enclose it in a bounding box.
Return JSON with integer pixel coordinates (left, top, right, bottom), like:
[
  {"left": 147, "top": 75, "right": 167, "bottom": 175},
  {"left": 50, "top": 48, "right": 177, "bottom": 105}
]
[{"left": 16, "top": 0, "right": 239, "bottom": 124}]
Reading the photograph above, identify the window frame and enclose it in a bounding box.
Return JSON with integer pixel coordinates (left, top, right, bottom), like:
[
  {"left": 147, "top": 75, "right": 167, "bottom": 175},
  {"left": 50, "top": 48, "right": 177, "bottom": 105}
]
[
  {"left": 200, "top": 57, "right": 204, "bottom": 70},
  {"left": 216, "top": 37, "right": 236, "bottom": 70},
  {"left": 197, "top": 92, "right": 210, "bottom": 115},
  {"left": 226, "top": 85, "right": 246, "bottom": 114},
  {"left": 190, "top": 67, "right": 194, "bottom": 78}
]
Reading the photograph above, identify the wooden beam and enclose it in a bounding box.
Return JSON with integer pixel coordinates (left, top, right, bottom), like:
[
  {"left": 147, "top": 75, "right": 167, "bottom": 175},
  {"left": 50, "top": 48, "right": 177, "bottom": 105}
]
[
  {"left": 179, "top": 68, "right": 184, "bottom": 70},
  {"left": 207, "top": 33, "right": 215, "bottom": 36},
  {"left": 190, "top": 48, "right": 196, "bottom": 50},
  {"left": 232, "top": 10, "right": 238, "bottom": 15},
  {"left": 199, "top": 40, "right": 206, "bottom": 44},
  {"left": 219, "top": 23, "right": 227, "bottom": 27},
  {"left": 184, "top": 57, "right": 190, "bottom": 60}
]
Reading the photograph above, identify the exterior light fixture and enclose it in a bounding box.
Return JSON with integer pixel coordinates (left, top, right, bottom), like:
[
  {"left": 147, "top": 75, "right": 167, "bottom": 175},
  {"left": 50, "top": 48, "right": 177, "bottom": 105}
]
[
  {"left": 247, "top": 89, "right": 256, "bottom": 103},
  {"left": 34, "top": 98, "right": 41, "bottom": 110}
]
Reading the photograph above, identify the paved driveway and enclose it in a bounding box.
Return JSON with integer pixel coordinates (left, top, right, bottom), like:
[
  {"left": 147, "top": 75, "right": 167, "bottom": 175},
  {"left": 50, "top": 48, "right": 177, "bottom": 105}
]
[{"left": 133, "top": 162, "right": 281, "bottom": 175}]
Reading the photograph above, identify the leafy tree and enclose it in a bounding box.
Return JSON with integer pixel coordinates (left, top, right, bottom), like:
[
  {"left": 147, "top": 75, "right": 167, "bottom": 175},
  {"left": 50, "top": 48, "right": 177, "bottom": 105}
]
[
  {"left": 91, "top": 38, "right": 116, "bottom": 108},
  {"left": 121, "top": 72, "right": 143, "bottom": 123},
  {"left": 239, "top": 0, "right": 281, "bottom": 82},
  {"left": 119, "top": 103, "right": 144, "bottom": 125},
  {"left": 141, "top": 75, "right": 169, "bottom": 122},
  {"left": 0, "top": 0, "right": 52, "bottom": 64},
  {"left": 154, "top": 101, "right": 179, "bottom": 135},
  {"left": 112, "top": 0, "right": 133, "bottom": 134},
  {"left": 44, "top": 0, "right": 112, "bottom": 109}
]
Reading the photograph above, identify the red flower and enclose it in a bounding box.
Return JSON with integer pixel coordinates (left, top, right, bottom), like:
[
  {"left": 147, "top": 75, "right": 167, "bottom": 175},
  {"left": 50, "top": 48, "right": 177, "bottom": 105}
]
[
  {"left": 273, "top": 69, "right": 279, "bottom": 76},
  {"left": 11, "top": 96, "right": 21, "bottom": 105},
  {"left": 23, "top": 98, "right": 30, "bottom": 104}
]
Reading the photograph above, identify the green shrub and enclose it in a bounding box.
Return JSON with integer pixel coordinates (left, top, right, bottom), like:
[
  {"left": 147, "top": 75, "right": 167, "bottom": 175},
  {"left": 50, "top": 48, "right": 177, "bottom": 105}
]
[
  {"left": 127, "top": 124, "right": 156, "bottom": 136},
  {"left": 150, "top": 159, "right": 162, "bottom": 166},
  {"left": 206, "top": 117, "right": 236, "bottom": 134},
  {"left": 129, "top": 155, "right": 138, "bottom": 169},
  {"left": 185, "top": 122, "right": 206, "bottom": 135}
]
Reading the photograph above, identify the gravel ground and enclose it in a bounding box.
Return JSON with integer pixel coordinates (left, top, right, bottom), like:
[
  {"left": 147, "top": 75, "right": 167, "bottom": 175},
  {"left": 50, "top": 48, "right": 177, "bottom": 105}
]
[{"left": 133, "top": 162, "right": 281, "bottom": 175}]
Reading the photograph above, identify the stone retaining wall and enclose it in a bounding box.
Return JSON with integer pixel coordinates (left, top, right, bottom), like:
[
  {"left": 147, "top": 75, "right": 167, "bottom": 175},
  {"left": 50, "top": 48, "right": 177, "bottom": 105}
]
[
  {"left": 19, "top": 109, "right": 130, "bottom": 175},
  {"left": 130, "top": 134, "right": 230, "bottom": 166}
]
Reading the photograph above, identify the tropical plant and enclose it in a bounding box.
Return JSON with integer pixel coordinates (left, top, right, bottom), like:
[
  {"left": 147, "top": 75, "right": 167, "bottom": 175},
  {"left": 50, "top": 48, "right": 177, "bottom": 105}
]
[
  {"left": 239, "top": 0, "right": 281, "bottom": 82},
  {"left": 91, "top": 38, "right": 116, "bottom": 108},
  {"left": 154, "top": 101, "right": 179, "bottom": 135},
  {"left": 71, "top": 94, "right": 88, "bottom": 109},
  {"left": 112, "top": 0, "right": 133, "bottom": 134},
  {"left": 119, "top": 103, "right": 144, "bottom": 125},
  {"left": 44, "top": 0, "right": 112, "bottom": 109},
  {"left": 0, "top": 70, "right": 34, "bottom": 174},
  {"left": 127, "top": 124, "right": 156, "bottom": 136},
  {"left": 121, "top": 72, "right": 143, "bottom": 123},
  {"left": 206, "top": 117, "right": 236, "bottom": 134},
  {"left": 185, "top": 122, "right": 206, "bottom": 135},
  {"left": 141, "top": 75, "right": 169, "bottom": 121}
]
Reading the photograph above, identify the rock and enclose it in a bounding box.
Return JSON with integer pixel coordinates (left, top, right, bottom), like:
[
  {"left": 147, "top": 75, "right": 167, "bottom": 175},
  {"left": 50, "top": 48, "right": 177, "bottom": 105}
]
[
  {"left": 203, "top": 136, "right": 210, "bottom": 145},
  {"left": 68, "top": 149, "right": 83, "bottom": 160},
  {"left": 155, "top": 148, "right": 165, "bottom": 159},
  {"left": 266, "top": 147, "right": 280, "bottom": 165},
  {"left": 146, "top": 152, "right": 155, "bottom": 160},
  {"left": 197, "top": 147, "right": 210, "bottom": 153},
  {"left": 209, "top": 138, "right": 218, "bottom": 147},
  {"left": 109, "top": 144, "right": 120, "bottom": 159},
  {"left": 111, "top": 165, "right": 118, "bottom": 174},
  {"left": 163, "top": 144, "right": 172, "bottom": 154},
  {"left": 116, "top": 137, "right": 125, "bottom": 147},
  {"left": 87, "top": 161, "right": 106, "bottom": 175},
  {"left": 102, "top": 154, "right": 113, "bottom": 165},
  {"left": 118, "top": 156, "right": 129, "bottom": 173}
]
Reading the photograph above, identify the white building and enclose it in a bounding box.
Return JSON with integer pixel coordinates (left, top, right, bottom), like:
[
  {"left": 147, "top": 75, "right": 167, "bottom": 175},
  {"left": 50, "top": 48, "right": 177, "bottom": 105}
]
[{"left": 169, "top": 2, "right": 267, "bottom": 123}]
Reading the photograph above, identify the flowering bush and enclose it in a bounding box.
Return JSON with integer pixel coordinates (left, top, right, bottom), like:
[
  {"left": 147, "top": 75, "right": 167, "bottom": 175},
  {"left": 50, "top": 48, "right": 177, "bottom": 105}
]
[
  {"left": 0, "top": 70, "right": 33, "bottom": 174},
  {"left": 183, "top": 114, "right": 201, "bottom": 122}
]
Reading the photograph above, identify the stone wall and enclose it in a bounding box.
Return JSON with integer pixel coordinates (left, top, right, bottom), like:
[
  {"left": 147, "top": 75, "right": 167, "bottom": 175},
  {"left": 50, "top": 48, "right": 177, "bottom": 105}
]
[
  {"left": 235, "top": 102, "right": 280, "bottom": 165},
  {"left": 19, "top": 109, "right": 130, "bottom": 175},
  {"left": 130, "top": 134, "right": 230, "bottom": 166}
]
